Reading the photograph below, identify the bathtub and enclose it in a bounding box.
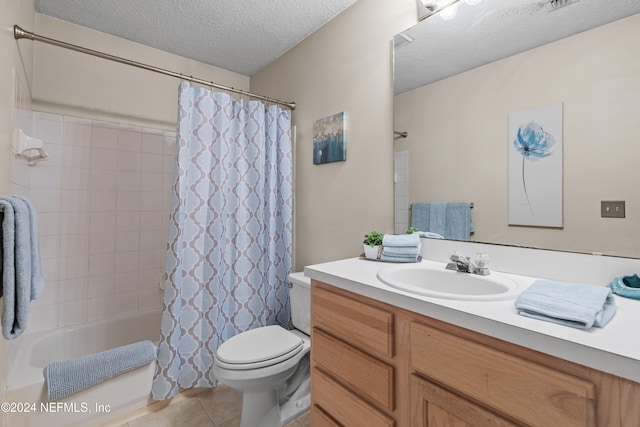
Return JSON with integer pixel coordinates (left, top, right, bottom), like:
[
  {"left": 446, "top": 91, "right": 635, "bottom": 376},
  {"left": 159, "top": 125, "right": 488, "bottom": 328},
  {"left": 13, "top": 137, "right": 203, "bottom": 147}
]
[{"left": 5, "top": 310, "right": 162, "bottom": 427}]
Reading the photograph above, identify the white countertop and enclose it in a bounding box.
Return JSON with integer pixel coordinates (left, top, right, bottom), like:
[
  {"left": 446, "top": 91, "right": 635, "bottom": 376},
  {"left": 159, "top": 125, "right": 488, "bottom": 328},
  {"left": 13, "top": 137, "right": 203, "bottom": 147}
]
[{"left": 305, "top": 257, "right": 640, "bottom": 383}]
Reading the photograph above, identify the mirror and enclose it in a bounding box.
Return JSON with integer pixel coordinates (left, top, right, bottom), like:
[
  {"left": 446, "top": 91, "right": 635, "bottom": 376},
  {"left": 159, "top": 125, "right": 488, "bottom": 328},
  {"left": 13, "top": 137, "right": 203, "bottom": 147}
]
[{"left": 393, "top": 0, "right": 640, "bottom": 258}]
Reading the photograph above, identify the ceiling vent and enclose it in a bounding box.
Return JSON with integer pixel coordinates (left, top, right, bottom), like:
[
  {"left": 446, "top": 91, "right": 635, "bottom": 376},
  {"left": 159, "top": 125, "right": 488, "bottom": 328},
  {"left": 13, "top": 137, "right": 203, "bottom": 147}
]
[{"left": 394, "top": 32, "right": 415, "bottom": 49}]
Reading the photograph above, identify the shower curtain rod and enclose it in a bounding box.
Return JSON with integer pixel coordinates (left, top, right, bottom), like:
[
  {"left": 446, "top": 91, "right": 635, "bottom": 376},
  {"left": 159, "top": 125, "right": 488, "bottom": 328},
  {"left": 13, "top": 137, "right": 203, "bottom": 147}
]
[{"left": 13, "top": 25, "right": 296, "bottom": 110}]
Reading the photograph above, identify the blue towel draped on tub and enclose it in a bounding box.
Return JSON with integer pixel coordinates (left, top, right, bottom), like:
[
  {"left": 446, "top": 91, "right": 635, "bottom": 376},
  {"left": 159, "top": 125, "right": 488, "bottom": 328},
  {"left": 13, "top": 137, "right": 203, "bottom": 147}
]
[
  {"left": 0, "top": 196, "right": 45, "bottom": 339},
  {"left": 514, "top": 280, "right": 616, "bottom": 329},
  {"left": 44, "top": 340, "right": 157, "bottom": 400}
]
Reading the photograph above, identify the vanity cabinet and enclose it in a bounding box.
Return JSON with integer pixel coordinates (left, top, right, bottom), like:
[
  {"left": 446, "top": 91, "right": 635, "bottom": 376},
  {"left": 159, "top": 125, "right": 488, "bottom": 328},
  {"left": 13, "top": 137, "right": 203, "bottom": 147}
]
[
  {"left": 311, "top": 280, "right": 640, "bottom": 427},
  {"left": 311, "top": 282, "right": 396, "bottom": 426}
]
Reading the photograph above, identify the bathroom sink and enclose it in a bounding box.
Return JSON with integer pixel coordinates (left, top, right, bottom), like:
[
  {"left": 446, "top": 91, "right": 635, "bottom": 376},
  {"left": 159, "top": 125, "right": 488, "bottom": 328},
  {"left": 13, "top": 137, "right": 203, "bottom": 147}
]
[{"left": 376, "top": 263, "right": 522, "bottom": 301}]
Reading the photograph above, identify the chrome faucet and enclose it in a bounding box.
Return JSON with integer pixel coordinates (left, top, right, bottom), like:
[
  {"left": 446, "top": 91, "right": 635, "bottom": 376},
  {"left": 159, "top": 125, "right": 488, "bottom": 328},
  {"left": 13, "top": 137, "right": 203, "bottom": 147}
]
[{"left": 446, "top": 251, "right": 490, "bottom": 276}]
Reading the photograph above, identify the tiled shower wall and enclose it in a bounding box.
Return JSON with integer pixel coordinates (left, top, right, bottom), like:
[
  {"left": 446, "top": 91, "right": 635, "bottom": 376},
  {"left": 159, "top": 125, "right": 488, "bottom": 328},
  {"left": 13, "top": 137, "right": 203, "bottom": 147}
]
[{"left": 11, "top": 112, "right": 176, "bottom": 333}]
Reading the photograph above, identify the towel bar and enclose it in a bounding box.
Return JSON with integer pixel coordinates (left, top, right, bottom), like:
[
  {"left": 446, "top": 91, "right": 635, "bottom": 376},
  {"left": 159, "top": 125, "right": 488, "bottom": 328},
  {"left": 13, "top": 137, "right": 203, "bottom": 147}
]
[{"left": 411, "top": 202, "right": 473, "bottom": 208}]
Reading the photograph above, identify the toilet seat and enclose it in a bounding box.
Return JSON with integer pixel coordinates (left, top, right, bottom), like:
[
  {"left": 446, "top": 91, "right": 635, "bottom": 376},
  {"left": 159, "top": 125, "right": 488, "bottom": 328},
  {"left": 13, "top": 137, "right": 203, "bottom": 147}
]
[{"left": 215, "top": 325, "right": 304, "bottom": 370}]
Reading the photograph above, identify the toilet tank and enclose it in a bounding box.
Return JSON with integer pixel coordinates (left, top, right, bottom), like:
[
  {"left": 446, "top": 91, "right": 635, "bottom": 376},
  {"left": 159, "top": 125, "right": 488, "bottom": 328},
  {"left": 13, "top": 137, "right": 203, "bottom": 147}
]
[{"left": 288, "top": 272, "right": 311, "bottom": 335}]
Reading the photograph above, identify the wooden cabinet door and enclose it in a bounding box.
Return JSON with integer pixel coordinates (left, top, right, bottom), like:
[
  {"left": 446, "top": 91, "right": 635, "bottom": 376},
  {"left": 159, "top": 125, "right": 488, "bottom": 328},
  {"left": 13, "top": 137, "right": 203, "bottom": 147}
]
[{"left": 411, "top": 376, "right": 518, "bottom": 427}]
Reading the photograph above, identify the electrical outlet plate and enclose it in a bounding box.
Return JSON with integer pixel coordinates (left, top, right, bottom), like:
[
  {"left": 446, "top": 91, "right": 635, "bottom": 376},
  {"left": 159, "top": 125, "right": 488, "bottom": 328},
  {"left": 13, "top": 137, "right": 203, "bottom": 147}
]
[{"left": 601, "top": 201, "right": 625, "bottom": 218}]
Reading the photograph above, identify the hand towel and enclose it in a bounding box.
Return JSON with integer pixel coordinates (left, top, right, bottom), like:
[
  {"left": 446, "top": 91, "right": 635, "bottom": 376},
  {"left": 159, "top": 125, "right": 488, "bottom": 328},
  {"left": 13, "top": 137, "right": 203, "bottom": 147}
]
[
  {"left": 444, "top": 202, "right": 473, "bottom": 241},
  {"left": 410, "top": 202, "right": 473, "bottom": 240},
  {"left": 410, "top": 203, "right": 430, "bottom": 233},
  {"left": 14, "top": 196, "right": 45, "bottom": 299},
  {"left": 609, "top": 274, "right": 640, "bottom": 299},
  {"left": 44, "top": 340, "right": 157, "bottom": 400},
  {"left": 429, "top": 202, "right": 447, "bottom": 237},
  {"left": 1, "top": 196, "right": 39, "bottom": 340},
  {"left": 382, "top": 233, "right": 421, "bottom": 247},
  {"left": 515, "top": 280, "right": 616, "bottom": 329}
]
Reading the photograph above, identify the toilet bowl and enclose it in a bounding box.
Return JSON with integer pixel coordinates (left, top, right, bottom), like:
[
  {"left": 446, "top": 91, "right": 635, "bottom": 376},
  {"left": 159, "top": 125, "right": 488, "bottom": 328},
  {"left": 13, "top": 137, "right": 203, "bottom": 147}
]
[{"left": 212, "top": 272, "right": 311, "bottom": 427}]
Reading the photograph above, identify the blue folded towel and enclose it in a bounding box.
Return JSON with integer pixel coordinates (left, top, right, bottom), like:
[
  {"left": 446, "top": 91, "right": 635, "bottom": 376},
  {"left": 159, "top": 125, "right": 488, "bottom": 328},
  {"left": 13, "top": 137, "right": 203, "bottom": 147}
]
[
  {"left": 380, "top": 233, "right": 421, "bottom": 263},
  {"left": 382, "top": 233, "right": 420, "bottom": 247},
  {"left": 1, "top": 196, "right": 45, "bottom": 339},
  {"left": 381, "top": 246, "right": 421, "bottom": 257},
  {"left": 44, "top": 340, "right": 157, "bottom": 400},
  {"left": 609, "top": 274, "right": 640, "bottom": 299},
  {"left": 379, "top": 252, "right": 422, "bottom": 263},
  {"left": 515, "top": 280, "right": 616, "bottom": 329}
]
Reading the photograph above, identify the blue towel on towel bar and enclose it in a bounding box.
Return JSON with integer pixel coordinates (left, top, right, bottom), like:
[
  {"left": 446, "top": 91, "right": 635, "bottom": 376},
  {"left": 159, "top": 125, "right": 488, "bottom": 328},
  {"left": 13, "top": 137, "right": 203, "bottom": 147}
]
[
  {"left": 44, "top": 340, "right": 157, "bottom": 400},
  {"left": 411, "top": 202, "right": 473, "bottom": 240},
  {"left": 1, "top": 196, "right": 46, "bottom": 339},
  {"left": 514, "top": 280, "right": 616, "bottom": 329}
]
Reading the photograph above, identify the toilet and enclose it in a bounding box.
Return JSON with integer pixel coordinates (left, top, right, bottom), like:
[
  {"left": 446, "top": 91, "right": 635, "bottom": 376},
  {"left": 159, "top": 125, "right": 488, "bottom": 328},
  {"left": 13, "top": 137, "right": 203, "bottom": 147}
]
[{"left": 212, "top": 272, "right": 311, "bottom": 427}]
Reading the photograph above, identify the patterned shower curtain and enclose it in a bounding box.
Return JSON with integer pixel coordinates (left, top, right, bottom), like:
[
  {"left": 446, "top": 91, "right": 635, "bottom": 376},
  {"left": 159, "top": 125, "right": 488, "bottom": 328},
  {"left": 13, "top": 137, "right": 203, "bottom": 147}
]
[{"left": 151, "top": 82, "right": 293, "bottom": 400}]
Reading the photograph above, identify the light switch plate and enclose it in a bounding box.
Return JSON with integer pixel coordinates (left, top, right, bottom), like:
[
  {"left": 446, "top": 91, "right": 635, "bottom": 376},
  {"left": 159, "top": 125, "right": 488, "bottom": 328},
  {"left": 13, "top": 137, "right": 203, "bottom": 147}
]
[{"left": 601, "top": 200, "right": 625, "bottom": 218}]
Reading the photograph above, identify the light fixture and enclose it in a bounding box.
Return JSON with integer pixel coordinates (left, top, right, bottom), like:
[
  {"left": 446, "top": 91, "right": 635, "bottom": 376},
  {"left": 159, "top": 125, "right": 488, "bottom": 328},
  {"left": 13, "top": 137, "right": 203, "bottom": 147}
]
[
  {"left": 420, "top": 0, "right": 456, "bottom": 12},
  {"left": 439, "top": 3, "right": 459, "bottom": 20},
  {"left": 418, "top": 0, "right": 460, "bottom": 21},
  {"left": 465, "top": 0, "right": 482, "bottom": 5}
]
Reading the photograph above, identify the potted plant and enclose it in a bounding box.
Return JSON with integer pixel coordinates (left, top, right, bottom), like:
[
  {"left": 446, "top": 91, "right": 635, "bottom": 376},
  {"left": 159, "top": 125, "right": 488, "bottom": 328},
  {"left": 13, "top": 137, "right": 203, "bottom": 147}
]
[{"left": 363, "top": 231, "right": 383, "bottom": 260}]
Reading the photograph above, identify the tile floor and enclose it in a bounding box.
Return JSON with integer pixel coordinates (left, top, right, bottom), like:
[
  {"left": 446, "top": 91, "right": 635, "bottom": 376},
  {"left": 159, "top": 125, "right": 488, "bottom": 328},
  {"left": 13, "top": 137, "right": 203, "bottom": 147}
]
[{"left": 105, "top": 385, "right": 310, "bottom": 427}]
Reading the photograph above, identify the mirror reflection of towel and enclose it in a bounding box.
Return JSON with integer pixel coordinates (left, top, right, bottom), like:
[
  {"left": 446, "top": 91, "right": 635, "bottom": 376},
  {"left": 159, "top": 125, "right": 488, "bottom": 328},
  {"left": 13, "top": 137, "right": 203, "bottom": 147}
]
[{"left": 411, "top": 202, "right": 473, "bottom": 240}]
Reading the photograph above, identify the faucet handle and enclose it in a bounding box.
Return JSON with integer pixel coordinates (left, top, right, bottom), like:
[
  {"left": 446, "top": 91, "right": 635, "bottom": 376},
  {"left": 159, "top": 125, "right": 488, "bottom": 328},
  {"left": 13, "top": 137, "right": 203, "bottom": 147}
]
[
  {"left": 472, "top": 252, "right": 489, "bottom": 268},
  {"left": 471, "top": 252, "right": 490, "bottom": 275}
]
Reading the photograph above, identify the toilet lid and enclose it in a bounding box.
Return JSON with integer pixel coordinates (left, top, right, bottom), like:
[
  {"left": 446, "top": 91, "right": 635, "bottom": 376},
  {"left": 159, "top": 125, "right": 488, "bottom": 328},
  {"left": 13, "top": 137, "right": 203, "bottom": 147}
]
[{"left": 216, "top": 325, "right": 303, "bottom": 369}]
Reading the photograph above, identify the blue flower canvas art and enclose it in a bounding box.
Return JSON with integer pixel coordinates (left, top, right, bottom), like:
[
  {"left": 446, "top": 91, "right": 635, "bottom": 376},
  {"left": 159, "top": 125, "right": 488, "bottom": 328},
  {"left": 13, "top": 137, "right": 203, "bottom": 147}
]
[{"left": 508, "top": 103, "right": 563, "bottom": 227}]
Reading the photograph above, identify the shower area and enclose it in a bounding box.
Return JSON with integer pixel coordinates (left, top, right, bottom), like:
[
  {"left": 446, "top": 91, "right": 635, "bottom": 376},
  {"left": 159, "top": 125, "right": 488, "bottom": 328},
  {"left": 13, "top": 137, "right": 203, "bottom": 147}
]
[
  {"left": 4, "top": 14, "right": 293, "bottom": 427},
  {"left": 6, "top": 106, "right": 175, "bottom": 426}
]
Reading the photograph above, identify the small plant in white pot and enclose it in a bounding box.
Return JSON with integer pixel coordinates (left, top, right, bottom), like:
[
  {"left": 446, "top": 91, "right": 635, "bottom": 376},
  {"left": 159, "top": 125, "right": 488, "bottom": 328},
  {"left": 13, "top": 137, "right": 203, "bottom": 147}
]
[{"left": 363, "top": 231, "right": 383, "bottom": 260}]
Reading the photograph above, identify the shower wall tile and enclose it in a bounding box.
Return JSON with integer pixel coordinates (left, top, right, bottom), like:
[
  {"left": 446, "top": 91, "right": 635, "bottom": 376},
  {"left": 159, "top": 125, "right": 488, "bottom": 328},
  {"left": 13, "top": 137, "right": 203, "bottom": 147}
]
[
  {"left": 142, "top": 133, "right": 164, "bottom": 154},
  {"left": 117, "top": 130, "right": 142, "bottom": 152},
  {"left": 114, "top": 292, "right": 139, "bottom": 316},
  {"left": 12, "top": 112, "right": 175, "bottom": 334}
]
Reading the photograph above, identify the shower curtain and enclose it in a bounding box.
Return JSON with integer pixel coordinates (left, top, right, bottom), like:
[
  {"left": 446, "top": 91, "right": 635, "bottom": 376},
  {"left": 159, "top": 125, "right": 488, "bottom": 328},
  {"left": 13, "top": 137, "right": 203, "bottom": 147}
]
[{"left": 151, "top": 82, "right": 293, "bottom": 400}]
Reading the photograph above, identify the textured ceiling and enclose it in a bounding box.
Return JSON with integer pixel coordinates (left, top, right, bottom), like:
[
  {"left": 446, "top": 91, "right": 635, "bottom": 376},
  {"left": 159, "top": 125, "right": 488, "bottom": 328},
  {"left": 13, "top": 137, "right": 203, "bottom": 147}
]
[
  {"left": 394, "top": 0, "right": 640, "bottom": 95},
  {"left": 34, "top": 0, "right": 358, "bottom": 76}
]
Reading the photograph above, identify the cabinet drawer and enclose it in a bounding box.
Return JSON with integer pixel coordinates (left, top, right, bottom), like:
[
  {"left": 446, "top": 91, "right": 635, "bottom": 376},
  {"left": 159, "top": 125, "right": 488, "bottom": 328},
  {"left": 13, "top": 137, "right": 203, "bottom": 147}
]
[
  {"left": 313, "top": 328, "right": 395, "bottom": 410},
  {"left": 313, "top": 369, "right": 395, "bottom": 427},
  {"left": 410, "top": 323, "right": 596, "bottom": 427},
  {"left": 411, "top": 375, "right": 518, "bottom": 427},
  {"left": 313, "top": 283, "right": 394, "bottom": 358},
  {"left": 312, "top": 405, "right": 341, "bottom": 427}
]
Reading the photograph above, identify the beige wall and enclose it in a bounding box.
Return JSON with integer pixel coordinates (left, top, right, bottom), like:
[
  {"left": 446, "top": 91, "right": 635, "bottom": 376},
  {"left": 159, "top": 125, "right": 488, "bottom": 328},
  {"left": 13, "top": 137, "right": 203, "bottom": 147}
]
[
  {"left": 0, "top": 0, "right": 35, "bottom": 420},
  {"left": 32, "top": 14, "right": 249, "bottom": 129},
  {"left": 252, "top": 0, "right": 417, "bottom": 270},
  {"left": 395, "top": 14, "right": 640, "bottom": 258}
]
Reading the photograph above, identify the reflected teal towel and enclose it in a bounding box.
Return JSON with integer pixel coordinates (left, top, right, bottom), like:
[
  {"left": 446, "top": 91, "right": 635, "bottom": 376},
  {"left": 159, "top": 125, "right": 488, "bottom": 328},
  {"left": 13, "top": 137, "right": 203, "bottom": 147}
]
[
  {"left": 410, "top": 203, "right": 430, "bottom": 234},
  {"left": 515, "top": 280, "right": 616, "bottom": 329},
  {"left": 1, "top": 196, "right": 45, "bottom": 340},
  {"left": 410, "top": 202, "right": 473, "bottom": 240},
  {"left": 44, "top": 340, "right": 157, "bottom": 400},
  {"left": 609, "top": 274, "right": 640, "bottom": 299},
  {"left": 444, "top": 202, "right": 473, "bottom": 241},
  {"left": 417, "top": 231, "right": 444, "bottom": 239}
]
